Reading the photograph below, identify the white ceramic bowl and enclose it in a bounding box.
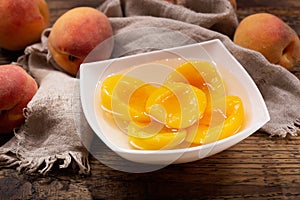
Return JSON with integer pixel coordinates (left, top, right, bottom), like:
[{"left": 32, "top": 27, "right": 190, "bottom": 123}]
[{"left": 80, "top": 39, "right": 270, "bottom": 165}]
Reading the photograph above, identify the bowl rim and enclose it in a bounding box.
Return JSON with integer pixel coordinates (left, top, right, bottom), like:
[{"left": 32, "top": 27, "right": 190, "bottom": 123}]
[{"left": 79, "top": 39, "right": 270, "bottom": 160}]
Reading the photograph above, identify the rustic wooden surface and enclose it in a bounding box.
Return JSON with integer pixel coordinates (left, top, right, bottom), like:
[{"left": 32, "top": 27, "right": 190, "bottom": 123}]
[{"left": 1, "top": 0, "right": 300, "bottom": 199}]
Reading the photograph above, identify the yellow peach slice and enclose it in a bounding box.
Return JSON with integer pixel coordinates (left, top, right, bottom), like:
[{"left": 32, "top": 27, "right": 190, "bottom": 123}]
[
  {"left": 186, "top": 96, "right": 244, "bottom": 144},
  {"left": 129, "top": 84, "right": 158, "bottom": 123},
  {"left": 166, "top": 60, "right": 227, "bottom": 127},
  {"left": 100, "top": 74, "right": 144, "bottom": 120},
  {"left": 101, "top": 74, "right": 122, "bottom": 111},
  {"left": 166, "top": 60, "right": 223, "bottom": 93},
  {"left": 128, "top": 122, "right": 186, "bottom": 150},
  {"left": 145, "top": 82, "right": 207, "bottom": 129}
]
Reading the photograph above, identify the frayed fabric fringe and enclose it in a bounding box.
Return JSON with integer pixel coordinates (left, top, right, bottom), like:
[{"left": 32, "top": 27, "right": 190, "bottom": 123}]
[
  {"left": 0, "top": 149, "right": 90, "bottom": 175},
  {"left": 269, "top": 118, "right": 300, "bottom": 138}
]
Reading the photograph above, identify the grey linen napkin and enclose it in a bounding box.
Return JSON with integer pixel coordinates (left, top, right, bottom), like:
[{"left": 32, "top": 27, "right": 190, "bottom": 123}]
[
  {"left": 0, "top": 29, "right": 90, "bottom": 174},
  {"left": 0, "top": 0, "right": 299, "bottom": 174}
]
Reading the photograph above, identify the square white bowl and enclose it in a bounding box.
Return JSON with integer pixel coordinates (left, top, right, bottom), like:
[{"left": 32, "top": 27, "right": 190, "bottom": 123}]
[{"left": 80, "top": 39, "right": 270, "bottom": 165}]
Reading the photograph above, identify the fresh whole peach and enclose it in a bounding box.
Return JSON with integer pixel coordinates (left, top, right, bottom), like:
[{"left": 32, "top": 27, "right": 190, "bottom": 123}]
[
  {"left": 0, "top": 0, "right": 50, "bottom": 51},
  {"left": 0, "top": 64, "right": 38, "bottom": 134},
  {"left": 233, "top": 13, "right": 300, "bottom": 71},
  {"left": 48, "top": 7, "right": 114, "bottom": 76}
]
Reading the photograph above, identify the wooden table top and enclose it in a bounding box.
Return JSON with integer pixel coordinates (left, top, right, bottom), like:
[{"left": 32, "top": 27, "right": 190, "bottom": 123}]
[{"left": 1, "top": 0, "right": 300, "bottom": 199}]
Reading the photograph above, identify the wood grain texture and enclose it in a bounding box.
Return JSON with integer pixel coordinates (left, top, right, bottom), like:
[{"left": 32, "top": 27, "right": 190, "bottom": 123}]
[{"left": 1, "top": 0, "right": 300, "bottom": 199}]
